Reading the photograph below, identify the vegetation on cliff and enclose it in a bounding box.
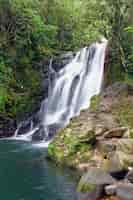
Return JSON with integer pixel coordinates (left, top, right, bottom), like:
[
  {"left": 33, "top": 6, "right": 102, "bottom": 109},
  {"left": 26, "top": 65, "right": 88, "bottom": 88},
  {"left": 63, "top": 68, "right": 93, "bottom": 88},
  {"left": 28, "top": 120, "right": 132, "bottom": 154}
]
[
  {"left": 0, "top": 0, "right": 132, "bottom": 119},
  {"left": 48, "top": 83, "right": 133, "bottom": 169}
]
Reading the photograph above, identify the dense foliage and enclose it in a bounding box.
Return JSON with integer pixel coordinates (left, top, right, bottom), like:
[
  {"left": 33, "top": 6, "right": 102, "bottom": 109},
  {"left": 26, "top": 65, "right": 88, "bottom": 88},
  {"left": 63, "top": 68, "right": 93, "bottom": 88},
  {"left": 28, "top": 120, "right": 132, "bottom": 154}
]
[{"left": 0, "top": 0, "right": 132, "bottom": 119}]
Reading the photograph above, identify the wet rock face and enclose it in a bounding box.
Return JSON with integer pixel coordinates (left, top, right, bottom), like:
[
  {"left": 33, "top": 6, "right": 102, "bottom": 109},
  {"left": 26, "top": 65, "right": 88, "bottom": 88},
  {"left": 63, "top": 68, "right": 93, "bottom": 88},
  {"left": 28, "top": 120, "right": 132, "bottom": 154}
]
[
  {"left": 32, "top": 126, "right": 45, "bottom": 141},
  {"left": 52, "top": 52, "right": 74, "bottom": 72},
  {"left": 102, "top": 82, "right": 132, "bottom": 98},
  {"left": 10, "top": 52, "right": 74, "bottom": 139},
  {"left": 0, "top": 116, "right": 16, "bottom": 137},
  {"left": 17, "top": 119, "right": 33, "bottom": 135},
  {"left": 40, "top": 52, "right": 74, "bottom": 98}
]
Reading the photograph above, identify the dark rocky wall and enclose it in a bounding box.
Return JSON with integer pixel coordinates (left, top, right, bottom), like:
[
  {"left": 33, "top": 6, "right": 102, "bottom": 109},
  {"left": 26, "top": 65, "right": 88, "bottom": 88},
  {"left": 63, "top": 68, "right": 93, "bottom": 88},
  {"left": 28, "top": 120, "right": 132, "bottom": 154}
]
[{"left": 0, "top": 52, "right": 74, "bottom": 138}]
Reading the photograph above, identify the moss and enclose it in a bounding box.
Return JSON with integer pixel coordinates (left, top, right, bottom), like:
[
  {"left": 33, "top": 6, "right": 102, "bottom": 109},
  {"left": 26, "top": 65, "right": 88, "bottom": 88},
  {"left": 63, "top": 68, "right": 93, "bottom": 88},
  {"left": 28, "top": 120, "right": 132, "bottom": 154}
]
[
  {"left": 124, "top": 73, "right": 133, "bottom": 86},
  {"left": 48, "top": 126, "right": 95, "bottom": 167},
  {"left": 128, "top": 130, "right": 133, "bottom": 138},
  {"left": 48, "top": 143, "right": 55, "bottom": 157},
  {"left": 90, "top": 95, "right": 101, "bottom": 111},
  {"left": 48, "top": 140, "right": 91, "bottom": 166},
  {"left": 48, "top": 142, "right": 66, "bottom": 164},
  {"left": 112, "top": 97, "right": 133, "bottom": 128},
  {"left": 78, "top": 151, "right": 91, "bottom": 163},
  {"left": 77, "top": 181, "right": 96, "bottom": 193},
  {"left": 117, "top": 151, "right": 133, "bottom": 169}
]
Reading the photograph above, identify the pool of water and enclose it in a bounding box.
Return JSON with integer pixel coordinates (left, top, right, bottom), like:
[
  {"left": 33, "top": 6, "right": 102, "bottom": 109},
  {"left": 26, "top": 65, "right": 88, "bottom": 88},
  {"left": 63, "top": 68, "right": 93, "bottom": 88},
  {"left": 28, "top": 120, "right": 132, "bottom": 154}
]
[{"left": 0, "top": 140, "right": 79, "bottom": 200}]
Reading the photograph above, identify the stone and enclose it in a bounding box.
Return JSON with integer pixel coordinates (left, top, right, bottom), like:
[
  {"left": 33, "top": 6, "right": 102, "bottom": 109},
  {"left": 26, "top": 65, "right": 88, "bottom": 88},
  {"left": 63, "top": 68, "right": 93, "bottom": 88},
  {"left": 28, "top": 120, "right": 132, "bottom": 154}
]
[
  {"left": 105, "top": 185, "right": 117, "bottom": 195},
  {"left": 77, "top": 168, "right": 116, "bottom": 200},
  {"left": 77, "top": 167, "right": 116, "bottom": 193},
  {"left": 114, "top": 139, "right": 133, "bottom": 169},
  {"left": 103, "top": 127, "right": 127, "bottom": 138},
  {"left": 116, "top": 151, "right": 133, "bottom": 169},
  {"left": 98, "top": 140, "right": 116, "bottom": 156},
  {"left": 103, "top": 83, "right": 130, "bottom": 98},
  {"left": 47, "top": 82, "right": 133, "bottom": 169},
  {"left": 95, "top": 125, "right": 108, "bottom": 136},
  {"left": 78, "top": 129, "right": 96, "bottom": 144},
  {"left": 77, "top": 163, "right": 90, "bottom": 172},
  {"left": 101, "top": 196, "right": 122, "bottom": 200},
  {"left": 128, "top": 129, "right": 133, "bottom": 139},
  {"left": 123, "top": 129, "right": 131, "bottom": 138},
  {"left": 126, "top": 169, "right": 133, "bottom": 183},
  {"left": 116, "top": 183, "right": 133, "bottom": 200},
  {"left": 117, "top": 139, "right": 133, "bottom": 154},
  {"left": 102, "top": 153, "right": 127, "bottom": 180},
  {"left": 78, "top": 187, "right": 103, "bottom": 200}
]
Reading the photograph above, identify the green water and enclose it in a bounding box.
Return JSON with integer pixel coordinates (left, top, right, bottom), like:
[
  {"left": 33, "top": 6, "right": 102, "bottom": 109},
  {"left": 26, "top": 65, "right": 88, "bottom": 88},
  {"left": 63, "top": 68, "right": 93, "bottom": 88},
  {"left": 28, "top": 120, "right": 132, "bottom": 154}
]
[{"left": 0, "top": 140, "right": 79, "bottom": 200}]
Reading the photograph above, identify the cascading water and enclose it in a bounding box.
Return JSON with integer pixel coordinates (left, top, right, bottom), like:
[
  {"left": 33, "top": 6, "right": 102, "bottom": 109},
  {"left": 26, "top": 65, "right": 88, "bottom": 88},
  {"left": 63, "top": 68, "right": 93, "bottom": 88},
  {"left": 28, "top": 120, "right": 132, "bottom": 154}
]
[{"left": 14, "top": 40, "right": 107, "bottom": 144}]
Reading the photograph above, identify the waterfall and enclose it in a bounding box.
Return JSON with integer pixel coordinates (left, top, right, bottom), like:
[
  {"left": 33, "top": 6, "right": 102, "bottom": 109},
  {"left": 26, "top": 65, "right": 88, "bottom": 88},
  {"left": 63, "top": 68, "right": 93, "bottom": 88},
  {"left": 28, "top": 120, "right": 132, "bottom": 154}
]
[{"left": 14, "top": 40, "right": 107, "bottom": 144}]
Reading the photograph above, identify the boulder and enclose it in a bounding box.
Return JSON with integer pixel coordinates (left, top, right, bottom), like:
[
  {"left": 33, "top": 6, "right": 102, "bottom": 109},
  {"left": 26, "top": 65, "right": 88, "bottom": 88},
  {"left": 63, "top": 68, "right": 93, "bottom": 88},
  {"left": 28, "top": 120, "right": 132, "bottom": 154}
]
[
  {"left": 129, "top": 130, "right": 133, "bottom": 138},
  {"left": 125, "top": 129, "right": 133, "bottom": 139},
  {"left": 78, "top": 190, "right": 104, "bottom": 200},
  {"left": 77, "top": 167, "right": 116, "bottom": 199},
  {"left": 95, "top": 124, "right": 108, "bottom": 137},
  {"left": 116, "top": 183, "right": 133, "bottom": 200},
  {"left": 105, "top": 184, "right": 117, "bottom": 195},
  {"left": 125, "top": 169, "right": 133, "bottom": 183},
  {"left": 116, "top": 151, "right": 133, "bottom": 169},
  {"left": 113, "top": 139, "right": 133, "bottom": 169},
  {"left": 117, "top": 139, "right": 133, "bottom": 154},
  {"left": 102, "top": 152, "right": 128, "bottom": 180},
  {"left": 98, "top": 140, "right": 116, "bottom": 156},
  {"left": 78, "top": 187, "right": 103, "bottom": 200},
  {"left": 105, "top": 183, "right": 133, "bottom": 200},
  {"left": 103, "top": 127, "right": 127, "bottom": 139}
]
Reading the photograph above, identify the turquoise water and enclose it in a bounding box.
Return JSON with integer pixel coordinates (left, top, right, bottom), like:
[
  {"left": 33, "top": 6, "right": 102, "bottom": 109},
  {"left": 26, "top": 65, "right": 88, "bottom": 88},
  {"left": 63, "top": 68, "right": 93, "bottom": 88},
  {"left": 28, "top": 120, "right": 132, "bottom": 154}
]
[{"left": 0, "top": 140, "right": 79, "bottom": 200}]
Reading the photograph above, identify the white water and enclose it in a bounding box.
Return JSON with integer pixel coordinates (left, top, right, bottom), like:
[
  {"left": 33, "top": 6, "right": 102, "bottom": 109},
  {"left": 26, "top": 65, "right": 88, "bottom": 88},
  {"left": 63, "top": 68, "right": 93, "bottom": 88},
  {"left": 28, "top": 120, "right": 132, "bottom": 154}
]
[{"left": 14, "top": 40, "right": 107, "bottom": 145}]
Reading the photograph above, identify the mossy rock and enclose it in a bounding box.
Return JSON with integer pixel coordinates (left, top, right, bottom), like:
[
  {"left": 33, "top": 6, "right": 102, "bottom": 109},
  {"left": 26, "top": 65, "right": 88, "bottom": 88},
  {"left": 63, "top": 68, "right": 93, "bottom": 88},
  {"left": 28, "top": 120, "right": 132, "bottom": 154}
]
[
  {"left": 128, "top": 129, "right": 133, "bottom": 138},
  {"left": 77, "top": 181, "right": 96, "bottom": 193},
  {"left": 77, "top": 167, "right": 115, "bottom": 193},
  {"left": 101, "top": 152, "right": 124, "bottom": 174},
  {"left": 116, "top": 151, "right": 133, "bottom": 169},
  {"left": 117, "top": 139, "right": 133, "bottom": 154},
  {"left": 101, "top": 139, "right": 133, "bottom": 171},
  {"left": 48, "top": 126, "right": 96, "bottom": 167}
]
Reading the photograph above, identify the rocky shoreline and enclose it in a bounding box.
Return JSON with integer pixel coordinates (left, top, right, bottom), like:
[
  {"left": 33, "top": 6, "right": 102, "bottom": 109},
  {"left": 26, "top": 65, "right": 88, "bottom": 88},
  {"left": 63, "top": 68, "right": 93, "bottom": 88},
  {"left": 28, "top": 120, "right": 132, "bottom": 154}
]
[{"left": 48, "top": 82, "right": 133, "bottom": 200}]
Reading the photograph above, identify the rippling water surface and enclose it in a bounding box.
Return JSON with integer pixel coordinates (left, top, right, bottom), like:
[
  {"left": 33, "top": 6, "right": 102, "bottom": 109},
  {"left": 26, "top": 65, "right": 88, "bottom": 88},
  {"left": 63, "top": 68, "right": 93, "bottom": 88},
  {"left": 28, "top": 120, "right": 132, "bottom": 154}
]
[{"left": 0, "top": 140, "right": 79, "bottom": 200}]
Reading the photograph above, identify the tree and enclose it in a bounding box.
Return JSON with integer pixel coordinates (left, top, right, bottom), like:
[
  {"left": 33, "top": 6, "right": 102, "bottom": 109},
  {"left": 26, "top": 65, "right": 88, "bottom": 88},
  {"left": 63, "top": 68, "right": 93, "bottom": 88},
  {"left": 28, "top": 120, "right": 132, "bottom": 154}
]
[{"left": 105, "top": 0, "right": 133, "bottom": 81}]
